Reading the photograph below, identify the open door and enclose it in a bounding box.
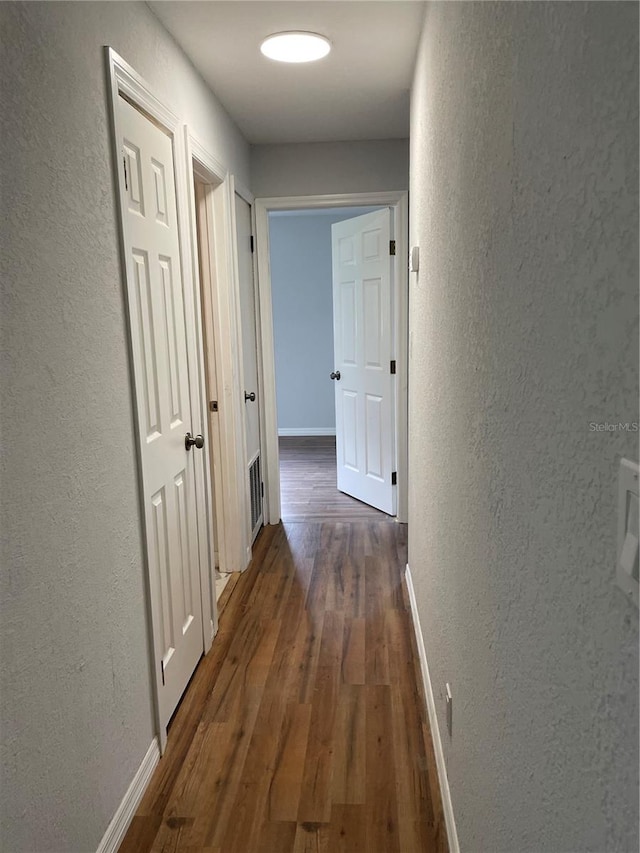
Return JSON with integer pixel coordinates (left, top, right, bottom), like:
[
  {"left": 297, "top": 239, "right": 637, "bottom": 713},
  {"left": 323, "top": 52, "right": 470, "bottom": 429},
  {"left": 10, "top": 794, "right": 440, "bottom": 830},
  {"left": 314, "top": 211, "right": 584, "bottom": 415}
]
[{"left": 331, "top": 208, "right": 396, "bottom": 515}]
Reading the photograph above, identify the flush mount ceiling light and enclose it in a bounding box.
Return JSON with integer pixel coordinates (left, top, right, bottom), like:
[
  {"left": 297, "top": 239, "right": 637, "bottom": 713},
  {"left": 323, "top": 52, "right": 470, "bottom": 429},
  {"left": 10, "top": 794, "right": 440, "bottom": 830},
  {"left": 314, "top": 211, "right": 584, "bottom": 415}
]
[{"left": 260, "top": 31, "right": 331, "bottom": 63}]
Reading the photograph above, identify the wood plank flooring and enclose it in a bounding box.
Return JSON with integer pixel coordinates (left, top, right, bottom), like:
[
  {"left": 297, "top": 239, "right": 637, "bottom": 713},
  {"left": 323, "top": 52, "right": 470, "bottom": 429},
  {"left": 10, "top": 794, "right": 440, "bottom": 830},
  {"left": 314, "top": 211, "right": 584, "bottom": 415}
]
[
  {"left": 120, "top": 521, "right": 448, "bottom": 853},
  {"left": 279, "top": 436, "right": 392, "bottom": 523}
]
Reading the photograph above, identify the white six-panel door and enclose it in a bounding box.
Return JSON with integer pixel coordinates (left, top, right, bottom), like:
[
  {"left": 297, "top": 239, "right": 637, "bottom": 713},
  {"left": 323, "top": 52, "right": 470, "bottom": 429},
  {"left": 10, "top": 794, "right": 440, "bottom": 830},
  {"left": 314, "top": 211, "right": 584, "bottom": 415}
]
[
  {"left": 235, "top": 193, "right": 263, "bottom": 542},
  {"left": 331, "top": 209, "right": 396, "bottom": 515},
  {"left": 118, "top": 96, "right": 204, "bottom": 729}
]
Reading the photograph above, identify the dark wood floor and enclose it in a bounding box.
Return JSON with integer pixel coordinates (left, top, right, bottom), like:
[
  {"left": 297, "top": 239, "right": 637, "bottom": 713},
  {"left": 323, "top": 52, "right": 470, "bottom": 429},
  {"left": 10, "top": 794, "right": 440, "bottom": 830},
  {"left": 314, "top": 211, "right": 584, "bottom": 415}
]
[
  {"left": 120, "top": 521, "right": 447, "bottom": 853},
  {"left": 279, "top": 436, "right": 392, "bottom": 523}
]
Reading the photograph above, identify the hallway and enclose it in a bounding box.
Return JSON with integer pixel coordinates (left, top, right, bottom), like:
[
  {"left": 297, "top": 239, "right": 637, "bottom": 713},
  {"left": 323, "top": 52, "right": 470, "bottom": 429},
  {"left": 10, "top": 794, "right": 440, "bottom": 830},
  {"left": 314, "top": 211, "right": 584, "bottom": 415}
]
[
  {"left": 2, "top": 3, "right": 637, "bottom": 850},
  {"left": 120, "top": 521, "right": 447, "bottom": 852}
]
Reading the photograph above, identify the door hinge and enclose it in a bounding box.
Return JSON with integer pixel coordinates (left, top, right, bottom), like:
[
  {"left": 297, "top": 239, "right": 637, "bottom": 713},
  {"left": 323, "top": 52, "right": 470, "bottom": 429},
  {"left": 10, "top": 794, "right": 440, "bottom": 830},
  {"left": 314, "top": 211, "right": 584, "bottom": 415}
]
[
  {"left": 122, "top": 153, "right": 128, "bottom": 192},
  {"left": 160, "top": 659, "right": 165, "bottom": 686},
  {"left": 209, "top": 400, "right": 218, "bottom": 412},
  {"left": 250, "top": 235, "right": 255, "bottom": 253},
  {"left": 391, "top": 471, "right": 397, "bottom": 486},
  {"left": 390, "top": 360, "right": 396, "bottom": 375},
  {"left": 261, "top": 482, "right": 264, "bottom": 498},
  {"left": 389, "top": 239, "right": 396, "bottom": 256}
]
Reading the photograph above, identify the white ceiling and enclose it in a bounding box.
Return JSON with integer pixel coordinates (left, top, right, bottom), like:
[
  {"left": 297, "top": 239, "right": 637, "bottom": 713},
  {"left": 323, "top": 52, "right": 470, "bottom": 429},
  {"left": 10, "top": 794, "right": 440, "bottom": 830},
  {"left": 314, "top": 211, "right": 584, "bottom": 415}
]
[{"left": 148, "top": 1, "right": 425, "bottom": 144}]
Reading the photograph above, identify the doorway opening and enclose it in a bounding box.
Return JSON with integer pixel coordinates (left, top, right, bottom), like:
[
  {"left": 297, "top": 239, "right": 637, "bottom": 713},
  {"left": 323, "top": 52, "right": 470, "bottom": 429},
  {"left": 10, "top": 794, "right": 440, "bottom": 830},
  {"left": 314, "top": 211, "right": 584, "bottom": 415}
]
[
  {"left": 269, "top": 206, "right": 389, "bottom": 522},
  {"left": 188, "top": 145, "right": 252, "bottom": 614},
  {"left": 254, "top": 191, "right": 409, "bottom": 526}
]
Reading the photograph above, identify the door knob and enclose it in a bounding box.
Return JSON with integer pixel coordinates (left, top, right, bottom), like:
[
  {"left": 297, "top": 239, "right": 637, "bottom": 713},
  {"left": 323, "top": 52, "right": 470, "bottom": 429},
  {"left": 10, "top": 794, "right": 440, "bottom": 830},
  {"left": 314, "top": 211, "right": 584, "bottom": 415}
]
[
  {"left": 244, "top": 391, "right": 256, "bottom": 402},
  {"left": 330, "top": 371, "right": 341, "bottom": 381},
  {"left": 185, "top": 432, "right": 204, "bottom": 451}
]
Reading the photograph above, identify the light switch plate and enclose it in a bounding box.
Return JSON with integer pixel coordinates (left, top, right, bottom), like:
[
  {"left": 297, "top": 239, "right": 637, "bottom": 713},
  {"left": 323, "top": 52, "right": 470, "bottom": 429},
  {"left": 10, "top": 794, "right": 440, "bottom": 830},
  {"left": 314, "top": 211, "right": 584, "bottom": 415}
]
[{"left": 617, "top": 458, "right": 639, "bottom": 607}]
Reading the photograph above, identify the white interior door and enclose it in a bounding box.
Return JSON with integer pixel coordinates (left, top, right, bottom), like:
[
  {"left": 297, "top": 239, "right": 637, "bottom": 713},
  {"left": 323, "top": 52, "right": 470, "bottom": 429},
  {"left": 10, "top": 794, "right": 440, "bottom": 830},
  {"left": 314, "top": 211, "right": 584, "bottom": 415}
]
[
  {"left": 236, "top": 193, "right": 263, "bottom": 542},
  {"left": 331, "top": 208, "right": 396, "bottom": 515},
  {"left": 118, "top": 96, "right": 204, "bottom": 729}
]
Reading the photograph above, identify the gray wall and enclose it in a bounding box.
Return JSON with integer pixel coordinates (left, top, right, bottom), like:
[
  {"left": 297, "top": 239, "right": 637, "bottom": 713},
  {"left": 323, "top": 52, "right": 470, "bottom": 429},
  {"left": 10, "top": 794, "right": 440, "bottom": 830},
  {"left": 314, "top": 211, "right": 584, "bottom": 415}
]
[
  {"left": 409, "top": 3, "right": 639, "bottom": 851},
  {"left": 251, "top": 139, "right": 409, "bottom": 198},
  {"left": 270, "top": 209, "right": 379, "bottom": 433},
  {"left": 0, "top": 3, "right": 249, "bottom": 851}
]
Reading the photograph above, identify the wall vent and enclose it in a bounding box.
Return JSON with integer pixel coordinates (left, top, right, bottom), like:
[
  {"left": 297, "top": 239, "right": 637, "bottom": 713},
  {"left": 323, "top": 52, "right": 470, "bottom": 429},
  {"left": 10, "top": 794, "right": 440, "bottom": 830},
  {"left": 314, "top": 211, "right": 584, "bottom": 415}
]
[{"left": 249, "top": 454, "right": 263, "bottom": 539}]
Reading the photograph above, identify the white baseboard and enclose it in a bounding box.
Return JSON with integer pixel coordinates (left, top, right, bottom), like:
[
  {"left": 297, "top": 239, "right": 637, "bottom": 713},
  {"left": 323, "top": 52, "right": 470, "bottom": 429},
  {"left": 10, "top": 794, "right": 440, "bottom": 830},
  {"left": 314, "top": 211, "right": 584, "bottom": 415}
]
[
  {"left": 96, "top": 738, "right": 160, "bottom": 853},
  {"left": 278, "top": 427, "right": 336, "bottom": 436},
  {"left": 405, "top": 565, "right": 460, "bottom": 853}
]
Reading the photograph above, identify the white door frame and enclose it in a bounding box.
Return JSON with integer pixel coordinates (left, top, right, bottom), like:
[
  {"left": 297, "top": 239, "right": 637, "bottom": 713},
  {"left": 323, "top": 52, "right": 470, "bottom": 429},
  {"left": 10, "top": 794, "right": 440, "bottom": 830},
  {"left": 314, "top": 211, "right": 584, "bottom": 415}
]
[
  {"left": 183, "top": 135, "right": 251, "bottom": 577},
  {"left": 105, "top": 48, "right": 214, "bottom": 750},
  {"left": 254, "top": 191, "right": 409, "bottom": 524}
]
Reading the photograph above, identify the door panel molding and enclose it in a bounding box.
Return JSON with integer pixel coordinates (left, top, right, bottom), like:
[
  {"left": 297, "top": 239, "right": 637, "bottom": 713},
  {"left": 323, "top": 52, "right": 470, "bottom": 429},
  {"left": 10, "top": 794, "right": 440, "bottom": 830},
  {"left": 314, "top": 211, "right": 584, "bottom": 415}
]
[
  {"left": 254, "top": 191, "right": 409, "bottom": 524},
  {"left": 332, "top": 209, "right": 395, "bottom": 514}
]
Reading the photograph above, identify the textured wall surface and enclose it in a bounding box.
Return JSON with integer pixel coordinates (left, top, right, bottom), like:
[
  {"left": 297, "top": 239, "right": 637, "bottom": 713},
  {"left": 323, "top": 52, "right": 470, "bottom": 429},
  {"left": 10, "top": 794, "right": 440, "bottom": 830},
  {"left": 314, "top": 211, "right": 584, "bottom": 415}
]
[
  {"left": 270, "top": 209, "right": 379, "bottom": 432},
  {"left": 409, "top": 2, "right": 639, "bottom": 851},
  {"left": 251, "top": 139, "right": 409, "bottom": 198},
  {"left": 0, "top": 3, "right": 249, "bottom": 851}
]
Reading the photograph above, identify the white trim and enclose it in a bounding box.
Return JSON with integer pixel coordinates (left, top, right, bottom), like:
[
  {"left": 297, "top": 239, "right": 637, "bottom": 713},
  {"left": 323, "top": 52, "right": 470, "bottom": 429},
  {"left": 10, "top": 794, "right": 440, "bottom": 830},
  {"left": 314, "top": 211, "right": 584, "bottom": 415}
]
[
  {"left": 233, "top": 177, "right": 255, "bottom": 206},
  {"left": 189, "top": 131, "right": 227, "bottom": 184},
  {"left": 255, "top": 201, "right": 281, "bottom": 523},
  {"left": 271, "top": 206, "right": 380, "bottom": 218},
  {"left": 96, "top": 738, "right": 160, "bottom": 853},
  {"left": 174, "top": 128, "right": 215, "bottom": 659},
  {"left": 183, "top": 130, "right": 229, "bottom": 640},
  {"left": 405, "top": 565, "right": 460, "bottom": 853},
  {"left": 278, "top": 427, "right": 336, "bottom": 437},
  {"left": 254, "top": 191, "right": 409, "bottom": 524},
  {"left": 260, "top": 191, "right": 405, "bottom": 209},
  {"left": 393, "top": 196, "right": 409, "bottom": 523},
  {"left": 187, "top": 154, "right": 249, "bottom": 576},
  {"left": 250, "top": 200, "right": 269, "bottom": 524},
  {"left": 106, "top": 49, "right": 180, "bottom": 133}
]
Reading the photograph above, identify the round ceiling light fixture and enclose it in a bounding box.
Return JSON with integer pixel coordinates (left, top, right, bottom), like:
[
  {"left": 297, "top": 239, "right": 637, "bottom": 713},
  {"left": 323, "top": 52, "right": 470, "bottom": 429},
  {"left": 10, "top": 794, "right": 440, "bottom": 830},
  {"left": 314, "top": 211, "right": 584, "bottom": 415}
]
[{"left": 260, "top": 31, "right": 331, "bottom": 63}]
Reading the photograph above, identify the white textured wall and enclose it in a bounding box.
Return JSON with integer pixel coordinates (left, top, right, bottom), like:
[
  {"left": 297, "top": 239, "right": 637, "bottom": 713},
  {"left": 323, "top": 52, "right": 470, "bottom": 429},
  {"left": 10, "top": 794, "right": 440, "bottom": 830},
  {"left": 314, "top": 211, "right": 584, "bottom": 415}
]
[
  {"left": 251, "top": 139, "right": 409, "bottom": 198},
  {"left": 409, "top": 2, "right": 638, "bottom": 851},
  {"left": 0, "top": 3, "right": 249, "bottom": 851}
]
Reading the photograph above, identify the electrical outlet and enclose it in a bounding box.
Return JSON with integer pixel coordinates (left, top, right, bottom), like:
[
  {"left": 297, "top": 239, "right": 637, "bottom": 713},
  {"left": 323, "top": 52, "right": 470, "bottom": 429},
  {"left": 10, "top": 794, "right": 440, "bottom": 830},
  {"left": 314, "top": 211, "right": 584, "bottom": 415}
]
[{"left": 445, "top": 683, "right": 453, "bottom": 737}]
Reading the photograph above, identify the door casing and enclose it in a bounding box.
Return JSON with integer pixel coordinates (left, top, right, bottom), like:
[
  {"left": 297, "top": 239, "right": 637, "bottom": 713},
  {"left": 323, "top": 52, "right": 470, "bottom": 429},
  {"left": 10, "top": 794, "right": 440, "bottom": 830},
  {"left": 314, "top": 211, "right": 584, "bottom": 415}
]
[
  {"left": 185, "top": 137, "right": 251, "bottom": 579},
  {"left": 254, "top": 191, "right": 409, "bottom": 524}
]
